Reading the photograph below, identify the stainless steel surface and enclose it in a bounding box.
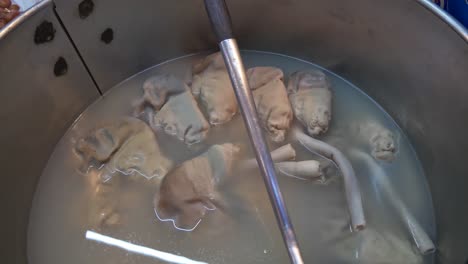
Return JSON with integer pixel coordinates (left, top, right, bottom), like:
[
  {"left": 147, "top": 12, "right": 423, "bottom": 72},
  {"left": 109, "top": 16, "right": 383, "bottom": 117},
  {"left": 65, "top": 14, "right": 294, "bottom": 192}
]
[
  {"left": 220, "top": 38, "right": 304, "bottom": 264},
  {"left": 0, "top": 0, "right": 100, "bottom": 263},
  {"left": 52, "top": 0, "right": 468, "bottom": 93},
  {"left": 0, "top": 0, "right": 466, "bottom": 263},
  {"left": 414, "top": 0, "right": 468, "bottom": 42},
  {"left": 53, "top": 0, "right": 215, "bottom": 92}
]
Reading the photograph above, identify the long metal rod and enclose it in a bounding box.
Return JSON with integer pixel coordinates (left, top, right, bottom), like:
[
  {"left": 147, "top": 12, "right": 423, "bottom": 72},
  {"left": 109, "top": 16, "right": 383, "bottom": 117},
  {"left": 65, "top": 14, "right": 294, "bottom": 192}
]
[{"left": 219, "top": 38, "right": 304, "bottom": 264}]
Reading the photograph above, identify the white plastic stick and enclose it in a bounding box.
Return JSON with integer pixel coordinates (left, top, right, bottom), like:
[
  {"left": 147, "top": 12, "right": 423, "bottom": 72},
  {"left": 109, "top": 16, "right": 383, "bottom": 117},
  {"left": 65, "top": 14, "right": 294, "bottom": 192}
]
[
  {"left": 350, "top": 150, "right": 436, "bottom": 255},
  {"left": 85, "top": 230, "right": 208, "bottom": 264},
  {"left": 292, "top": 127, "right": 366, "bottom": 231}
]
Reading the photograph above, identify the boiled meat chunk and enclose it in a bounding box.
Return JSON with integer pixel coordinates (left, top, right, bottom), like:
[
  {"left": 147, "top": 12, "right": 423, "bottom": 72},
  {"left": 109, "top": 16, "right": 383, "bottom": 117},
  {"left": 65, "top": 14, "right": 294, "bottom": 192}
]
[
  {"left": 192, "top": 52, "right": 238, "bottom": 125},
  {"left": 75, "top": 117, "right": 174, "bottom": 180},
  {"left": 134, "top": 74, "right": 188, "bottom": 115},
  {"left": 149, "top": 90, "right": 210, "bottom": 145},
  {"left": 154, "top": 143, "right": 240, "bottom": 231},
  {"left": 246, "top": 66, "right": 293, "bottom": 142},
  {"left": 134, "top": 74, "right": 210, "bottom": 145},
  {"left": 288, "top": 70, "right": 332, "bottom": 136},
  {"left": 353, "top": 121, "right": 398, "bottom": 161}
]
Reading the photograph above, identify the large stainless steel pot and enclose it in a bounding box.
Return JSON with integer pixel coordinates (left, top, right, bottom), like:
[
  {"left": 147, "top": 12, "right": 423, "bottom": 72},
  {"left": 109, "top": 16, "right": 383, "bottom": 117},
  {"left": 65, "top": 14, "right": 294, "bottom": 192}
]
[{"left": 2, "top": 0, "right": 467, "bottom": 263}]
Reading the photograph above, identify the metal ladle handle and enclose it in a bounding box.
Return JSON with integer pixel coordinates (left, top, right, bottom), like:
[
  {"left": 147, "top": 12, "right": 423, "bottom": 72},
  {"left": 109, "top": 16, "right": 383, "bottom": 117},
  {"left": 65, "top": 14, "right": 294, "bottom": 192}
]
[{"left": 203, "top": 1, "right": 305, "bottom": 263}]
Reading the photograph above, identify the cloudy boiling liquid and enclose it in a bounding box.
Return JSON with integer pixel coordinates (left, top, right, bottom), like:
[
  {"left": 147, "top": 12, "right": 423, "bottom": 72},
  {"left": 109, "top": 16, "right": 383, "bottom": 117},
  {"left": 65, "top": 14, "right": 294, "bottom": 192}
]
[{"left": 28, "top": 51, "right": 435, "bottom": 264}]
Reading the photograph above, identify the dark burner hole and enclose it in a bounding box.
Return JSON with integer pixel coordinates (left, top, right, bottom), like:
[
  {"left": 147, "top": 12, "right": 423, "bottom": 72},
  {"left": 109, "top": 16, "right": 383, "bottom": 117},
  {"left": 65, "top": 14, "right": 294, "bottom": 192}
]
[
  {"left": 34, "top": 21, "right": 55, "bottom": 44},
  {"left": 78, "top": 0, "right": 94, "bottom": 19},
  {"left": 54, "top": 57, "right": 68, "bottom": 77},
  {"left": 101, "top": 28, "right": 113, "bottom": 44}
]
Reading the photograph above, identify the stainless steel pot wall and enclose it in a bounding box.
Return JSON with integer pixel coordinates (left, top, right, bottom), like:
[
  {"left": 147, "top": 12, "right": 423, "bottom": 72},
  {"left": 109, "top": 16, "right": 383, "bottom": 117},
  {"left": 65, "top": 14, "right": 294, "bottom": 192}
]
[{"left": 2, "top": 0, "right": 467, "bottom": 263}]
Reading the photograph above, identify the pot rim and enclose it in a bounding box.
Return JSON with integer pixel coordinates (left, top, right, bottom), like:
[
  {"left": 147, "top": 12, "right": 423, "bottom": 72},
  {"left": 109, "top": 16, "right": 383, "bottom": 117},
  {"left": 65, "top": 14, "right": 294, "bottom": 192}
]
[
  {"left": 0, "top": 0, "right": 466, "bottom": 43},
  {"left": 0, "top": 0, "right": 51, "bottom": 41},
  {"left": 414, "top": 0, "right": 468, "bottom": 43}
]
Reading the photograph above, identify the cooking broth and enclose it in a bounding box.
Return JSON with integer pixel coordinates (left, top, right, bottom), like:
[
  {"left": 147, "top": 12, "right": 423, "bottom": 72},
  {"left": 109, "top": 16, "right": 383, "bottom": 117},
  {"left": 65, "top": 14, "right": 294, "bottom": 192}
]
[{"left": 27, "top": 51, "right": 435, "bottom": 264}]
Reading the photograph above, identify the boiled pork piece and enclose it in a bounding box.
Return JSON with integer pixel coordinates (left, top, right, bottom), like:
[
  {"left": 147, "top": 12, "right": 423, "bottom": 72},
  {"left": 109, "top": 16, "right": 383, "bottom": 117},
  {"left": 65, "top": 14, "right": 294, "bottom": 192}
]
[
  {"left": 288, "top": 70, "right": 332, "bottom": 137},
  {"left": 134, "top": 74, "right": 188, "bottom": 115},
  {"left": 191, "top": 52, "right": 238, "bottom": 125},
  {"left": 75, "top": 117, "right": 174, "bottom": 181},
  {"left": 134, "top": 74, "right": 210, "bottom": 145},
  {"left": 246, "top": 66, "right": 293, "bottom": 142},
  {"left": 352, "top": 121, "right": 398, "bottom": 161},
  {"left": 154, "top": 143, "right": 240, "bottom": 231},
  {"left": 149, "top": 90, "right": 210, "bottom": 145}
]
